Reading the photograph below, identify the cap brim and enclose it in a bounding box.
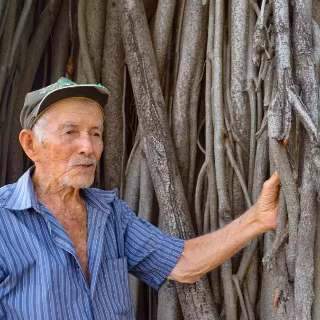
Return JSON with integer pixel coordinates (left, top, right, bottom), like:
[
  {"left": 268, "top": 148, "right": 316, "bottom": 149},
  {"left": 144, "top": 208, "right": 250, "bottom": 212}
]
[{"left": 38, "top": 85, "right": 110, "bottom": 116}]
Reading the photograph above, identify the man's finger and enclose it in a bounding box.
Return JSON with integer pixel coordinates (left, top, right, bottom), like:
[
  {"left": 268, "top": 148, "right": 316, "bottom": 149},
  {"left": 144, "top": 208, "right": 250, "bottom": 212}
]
[{"left": 266, "top": 171, "right": 281, "bottom": 187}]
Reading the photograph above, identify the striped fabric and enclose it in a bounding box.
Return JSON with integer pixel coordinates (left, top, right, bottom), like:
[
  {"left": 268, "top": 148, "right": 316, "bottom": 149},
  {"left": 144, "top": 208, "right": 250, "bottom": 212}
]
[{"left": 0, "top": 168, "right": 184, "bottom": 319}]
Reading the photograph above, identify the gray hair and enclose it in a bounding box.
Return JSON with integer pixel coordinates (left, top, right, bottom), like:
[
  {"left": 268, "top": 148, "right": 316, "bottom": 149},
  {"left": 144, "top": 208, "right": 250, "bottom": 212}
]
[{"left": 32, "top": 117, "right": 47, "bottom": 143}]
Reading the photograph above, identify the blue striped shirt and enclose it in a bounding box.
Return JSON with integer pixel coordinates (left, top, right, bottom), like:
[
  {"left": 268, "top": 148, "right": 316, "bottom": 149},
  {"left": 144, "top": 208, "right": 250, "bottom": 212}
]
[{"left": 0, "top": 168, "right": 184, "bottom": 319}]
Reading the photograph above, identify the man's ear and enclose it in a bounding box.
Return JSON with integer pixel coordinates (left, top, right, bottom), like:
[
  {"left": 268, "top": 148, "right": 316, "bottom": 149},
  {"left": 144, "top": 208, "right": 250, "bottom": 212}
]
[{"left": 19, "top": 129, "right": 39, "bottom": 162}]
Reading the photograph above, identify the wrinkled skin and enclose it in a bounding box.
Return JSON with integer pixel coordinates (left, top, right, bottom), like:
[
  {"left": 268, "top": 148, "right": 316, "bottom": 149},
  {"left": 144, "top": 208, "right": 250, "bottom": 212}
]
[{"left": 19, "top": 97, "right": 104, "bottom": 192}]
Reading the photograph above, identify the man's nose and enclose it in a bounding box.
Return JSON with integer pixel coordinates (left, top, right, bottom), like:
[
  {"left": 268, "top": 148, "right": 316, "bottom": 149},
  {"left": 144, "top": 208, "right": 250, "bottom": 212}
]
[{"left": 78, "top": 134, "right": 94, "bottom": 155}]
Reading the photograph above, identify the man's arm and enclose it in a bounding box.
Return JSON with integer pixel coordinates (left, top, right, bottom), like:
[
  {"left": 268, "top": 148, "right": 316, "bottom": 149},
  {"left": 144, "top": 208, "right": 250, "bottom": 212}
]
[{"left": 169, "top": 172, "right": 280, "bottom": 284}]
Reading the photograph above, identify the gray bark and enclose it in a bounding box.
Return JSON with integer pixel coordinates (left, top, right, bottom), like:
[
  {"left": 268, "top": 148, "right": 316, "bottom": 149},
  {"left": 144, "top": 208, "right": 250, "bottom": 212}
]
[
  {"left": 292, "top": 1, "right": 319, "bottom": 319},
  {"left": 102, "top": 0, "right": 125, "bottom": 190},
  {"left": 171, "top": 0, "right": 207, "bottom": 202},
  {"left": 119, "top": 0, "right": 219, "bottom": 318},
  {"left": 50, "top": 0, "right": 70, "bottom": 82},
  {"left": 212, "top": 1, "right": 237, "bottom": 319}
]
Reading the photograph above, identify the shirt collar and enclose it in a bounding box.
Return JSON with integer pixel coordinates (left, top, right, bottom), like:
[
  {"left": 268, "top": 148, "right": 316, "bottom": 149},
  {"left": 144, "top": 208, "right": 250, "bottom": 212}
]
[
  {"left": 4, "top": 166, "right": 39, "bottom": 211},
  {"left": 4, "top": 166, "right": 117, "bottom": 212},
  {"left": 81, "top": 188, "right": 117, "bottom": 212}
]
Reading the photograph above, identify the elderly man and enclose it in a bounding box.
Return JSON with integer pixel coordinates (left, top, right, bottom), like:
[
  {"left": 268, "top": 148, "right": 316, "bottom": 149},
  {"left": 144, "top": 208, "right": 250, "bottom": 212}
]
[{"left": 0, "top": 77, "right": 280, "bottom": 319}]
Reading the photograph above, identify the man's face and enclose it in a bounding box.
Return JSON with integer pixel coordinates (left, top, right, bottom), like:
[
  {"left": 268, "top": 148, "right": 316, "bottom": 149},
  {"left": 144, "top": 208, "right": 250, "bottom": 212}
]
[{"left": 30, "top": 97, "right": 104, "bottom": 189}]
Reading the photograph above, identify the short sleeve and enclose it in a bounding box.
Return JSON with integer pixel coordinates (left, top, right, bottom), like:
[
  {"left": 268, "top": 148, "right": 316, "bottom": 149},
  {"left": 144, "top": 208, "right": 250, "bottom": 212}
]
[{"left": 118, "top": 200, "right": 185, "bottom": 290}]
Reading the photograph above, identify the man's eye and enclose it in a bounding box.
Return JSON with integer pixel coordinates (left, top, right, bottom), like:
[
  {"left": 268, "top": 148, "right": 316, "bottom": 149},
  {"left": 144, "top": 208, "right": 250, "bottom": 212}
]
[
  {"left": 93, "top": 132, "right": 101, "bottom": 137},
  {"left": 65, "top": 131, "right": 75, "bottom": 135}
]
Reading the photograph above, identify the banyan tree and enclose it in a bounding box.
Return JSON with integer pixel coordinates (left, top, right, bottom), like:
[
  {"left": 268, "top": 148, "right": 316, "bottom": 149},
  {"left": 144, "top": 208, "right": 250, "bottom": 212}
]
[{"left": 1, "top": 0, "right": 320, "bottom": 319}]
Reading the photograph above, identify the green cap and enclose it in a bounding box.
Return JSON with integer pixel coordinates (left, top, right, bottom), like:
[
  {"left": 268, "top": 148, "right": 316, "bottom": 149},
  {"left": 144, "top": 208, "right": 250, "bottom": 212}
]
[{"left": 20, "top": 77, "right": 110, "bottom": 129}]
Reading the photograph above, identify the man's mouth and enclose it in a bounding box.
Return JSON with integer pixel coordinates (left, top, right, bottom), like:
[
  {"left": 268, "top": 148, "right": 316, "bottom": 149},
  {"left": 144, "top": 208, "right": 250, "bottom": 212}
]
[
  {"left": 69, "top": 158, "right": 97, "bottom": 170},
  {"left": 76, "top": 164, "right": 95, "bottom": 169}
]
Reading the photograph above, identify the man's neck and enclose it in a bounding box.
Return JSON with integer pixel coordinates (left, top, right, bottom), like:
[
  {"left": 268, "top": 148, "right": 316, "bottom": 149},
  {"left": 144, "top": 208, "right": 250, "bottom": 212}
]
[{"left": 32, "top": 168, "right": 84, "bottom": 213}]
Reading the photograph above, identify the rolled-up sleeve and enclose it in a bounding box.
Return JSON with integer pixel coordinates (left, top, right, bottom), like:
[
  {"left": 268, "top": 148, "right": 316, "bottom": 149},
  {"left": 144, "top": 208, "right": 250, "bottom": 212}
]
[{"left": 118, "top": 200, "right": 185, "bottom": 290}]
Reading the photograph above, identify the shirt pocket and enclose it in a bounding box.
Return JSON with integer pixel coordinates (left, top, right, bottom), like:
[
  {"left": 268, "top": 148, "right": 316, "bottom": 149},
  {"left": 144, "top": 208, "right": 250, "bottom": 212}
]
[{"left": 104, "top": 257, "right": 132, "bottom": 315}]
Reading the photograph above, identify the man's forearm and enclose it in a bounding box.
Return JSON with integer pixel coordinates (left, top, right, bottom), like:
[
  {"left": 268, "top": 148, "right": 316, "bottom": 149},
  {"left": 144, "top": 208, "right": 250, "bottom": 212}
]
[
  {"left": 169, "top": 206, "right": 265, "bottom": 283},
  {"left": 169, "top": 172, "right": 280, "bottom": 283}
]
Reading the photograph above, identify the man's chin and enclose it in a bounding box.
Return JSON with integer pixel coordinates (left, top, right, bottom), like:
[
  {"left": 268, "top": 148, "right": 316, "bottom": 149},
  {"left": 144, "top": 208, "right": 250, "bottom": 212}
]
[
  {"left": 73, "top": 181, "right": 94, "bottom": 189},
  {"left": 62, "top": 176, "right": 95, "bottom": 189}
]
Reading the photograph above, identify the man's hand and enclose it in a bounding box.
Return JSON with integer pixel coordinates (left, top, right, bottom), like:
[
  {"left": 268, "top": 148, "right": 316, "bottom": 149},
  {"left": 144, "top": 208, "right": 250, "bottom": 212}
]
[{"left": 251, "top": 172, "right": 281, "bottom": 232}]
